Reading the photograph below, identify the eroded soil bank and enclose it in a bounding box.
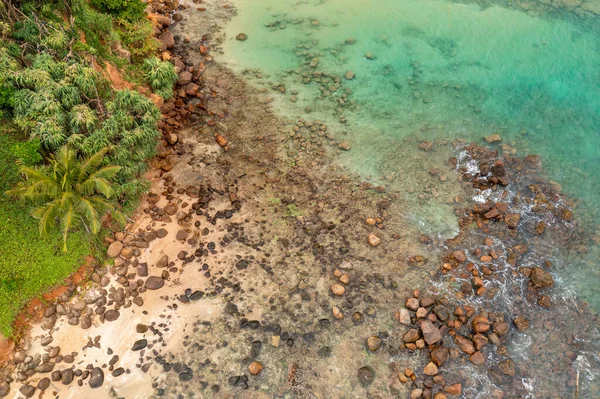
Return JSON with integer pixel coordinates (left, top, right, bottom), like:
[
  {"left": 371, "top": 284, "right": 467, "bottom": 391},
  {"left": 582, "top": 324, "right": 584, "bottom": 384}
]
[{"left": 1, "top": 1, "right": 599, "bottom": 399}]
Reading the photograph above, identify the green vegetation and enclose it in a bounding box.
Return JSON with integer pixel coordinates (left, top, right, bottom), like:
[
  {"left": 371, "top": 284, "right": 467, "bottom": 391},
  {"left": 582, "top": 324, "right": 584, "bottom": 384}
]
[
  {"left": 144, "top": 57, "right": 178, "bottom": 99},
  {"left": 0, "top": 0, "right": 176, "bottom": 335},
  {"left": 7, "top": 146, "right": 126, "bottom": 251},
  {"left": 90, "top": 0, "right": 146, "bottom": 22},
  {"left": 0, "top": 130, "right": 94, "bottom": 337}
]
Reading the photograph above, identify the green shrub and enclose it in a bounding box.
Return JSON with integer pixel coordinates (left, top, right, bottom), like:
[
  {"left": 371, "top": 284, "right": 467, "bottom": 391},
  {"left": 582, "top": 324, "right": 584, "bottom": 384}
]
[
  {"left": 117, "top": 18, "right": 158, "bottom": 61},
  {"left": 90, "top": 0, "right": 146, "bottom": 22},
  {"left": 7, "top": 54, "right": 160, "bottom": 202},
  {"left": 143, "top": 56, "right": 177, "bottom": 99}
]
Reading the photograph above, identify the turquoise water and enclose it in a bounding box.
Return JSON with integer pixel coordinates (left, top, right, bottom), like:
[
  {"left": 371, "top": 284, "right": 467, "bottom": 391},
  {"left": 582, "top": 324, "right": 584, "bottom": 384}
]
[{"left": 218, "top": 0, "right": 600, "bottom": 307}]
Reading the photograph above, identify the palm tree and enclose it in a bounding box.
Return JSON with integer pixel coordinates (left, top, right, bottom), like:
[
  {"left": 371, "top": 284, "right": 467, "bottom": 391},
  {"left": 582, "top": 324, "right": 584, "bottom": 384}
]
[{"left": 6, "top": 146, "right": 126, "bottom": 251}]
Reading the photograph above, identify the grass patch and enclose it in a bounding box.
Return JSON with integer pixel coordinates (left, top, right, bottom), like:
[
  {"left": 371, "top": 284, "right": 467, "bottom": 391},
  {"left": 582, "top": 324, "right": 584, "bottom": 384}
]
[{"left": 0, "top": 129, "right": 93, "bottom": 337}]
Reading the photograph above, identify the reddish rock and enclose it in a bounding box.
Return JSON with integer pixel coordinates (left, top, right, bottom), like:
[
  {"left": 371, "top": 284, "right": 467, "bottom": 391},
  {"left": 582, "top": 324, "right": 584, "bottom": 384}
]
[
  {"left": 513, "top": 316, "right": 529, "bottom": 331},
  {"left": 423, "top": 362, "right": 438, "bottom": 376},
  {"left": 403, "top": 329, "right": 420, "bottom": 343},
  {"left": 405, "top": 298, "right": 420, "bottom": 311},
  {"left": 452, "top": 250, "right": 467, "bottom": 262},
  {"left": 445, "top": 383, "right": 462, "bottom": 396},
  {"left": 420, "top": 320, "right": 442, "bottom": 345},
  {"left": 454, "top": 335, "right": 475, "bottom": 354},
  {"left": 531, "top": 267, "right": 553, "bottom": 288},
  {"left": 431, "top": 346, "right": 449, "bottom": 366}
]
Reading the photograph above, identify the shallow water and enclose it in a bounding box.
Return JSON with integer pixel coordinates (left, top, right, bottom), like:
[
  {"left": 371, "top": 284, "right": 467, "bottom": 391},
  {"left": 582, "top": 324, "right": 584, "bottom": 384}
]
[{"left": 218, "top": 0, "right": 600, "bottom": 309}]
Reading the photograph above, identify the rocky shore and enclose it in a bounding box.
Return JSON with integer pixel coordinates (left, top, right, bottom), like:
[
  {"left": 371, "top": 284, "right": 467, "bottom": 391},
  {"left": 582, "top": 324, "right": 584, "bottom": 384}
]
[{"left": 1, "top": 1, "right": 599, "bottom": 398}]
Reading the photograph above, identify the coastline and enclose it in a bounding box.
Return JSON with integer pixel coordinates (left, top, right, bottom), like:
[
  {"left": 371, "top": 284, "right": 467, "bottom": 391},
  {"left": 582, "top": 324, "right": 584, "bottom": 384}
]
[{"left": 1, "top": 1, "right": 599, "bottom": 398}]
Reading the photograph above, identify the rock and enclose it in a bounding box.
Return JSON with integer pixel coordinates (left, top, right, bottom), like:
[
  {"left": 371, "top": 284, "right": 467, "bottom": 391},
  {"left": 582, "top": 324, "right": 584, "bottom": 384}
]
[
  {"left": 236, "top": 33, "right": 248, "bottom": 41},
  {"left": 176, "top": 230, "right": 188, "bottom": 240},
  {"left": 365, "top": 52, "right": 374, "bottom": 60},
  {"left": 504, "top": 213, "right": 520, "bottom": 229},
  {"left": 145, "top": 276, "right": 165, "bottom": 290},
  {"left": 405, "top": 298, "right": 419, "bottom": 311},
  {"left": 216, "top": 134, "right": 228, "bottom": 148},
  {"left": 513, "top": 316, "right": 529, "bottom": 331},
  {"left": 453, "top": 250, "right": 467, "bottom": 262},
  {"left": 431, "top": 346, "right": 450, "bottom": 367},
  {"left": 177, "top": 71, "right": 192, "bottom": 86},
  {"left": 455, "top": 335, "right": 475, "bottom": 354},
  {"left": 158, "top": 30, "right": 174, "bottom": 50},
  {"left": 403, "top": 329, "right": 420, "bottom": 343},
  {"left": 498, "top": 358, "right": 516, "bottom": 376},
  {"left": 89, "top": 367, "right": 104, "bottom": 388},
  {"left": 332, "top": 306, "right": 344, "bottom": 319},
  {"left": 531, "top": 267, "right": 553, "bottom": 288},
  {"left": 132, "top": 339, "right": 147, "bottom": 351},
  {"left": 61, "top": 369, "right": 74, "bottom": 385},
  {"left": 423, "top": 362, "right": 438, "bottom": 376},
  {"left": 330, "top": 283, "right": 345, "bottom": 296},
  {"left": 19, "top": 385, "right": 35, "bottom": 398},
  {"left": 344, "top": 71, "right": 355, "bottom": 80},
  {"left": 37, "top": 378, "right": 50, "bottom": 391},
  {"left": 104, "top": 310, "right": 120, "bottom": 322},
  {"left": 469, "top": 351, "right": 485, "bottom": 365},
  {"left": 156, "top": 255, "right": 169, "bottom": 268},
  {"left": 394, "top": 309, "right": 411, "bottom": 325},
  {"left": 420, "top": 320, "right": 442, "bottom": 345},
  {"left": 248, "top": 361, "right": 263, "bottom": 375},
  {"left": 136, "top": 324, "right": 148, "bottom": 333},
  {"left": 485, "top": 134, "right": 502, "bottom": 143},
  {"left": 366, "top": 336, "right": 382, "bottom": 351},
  {"left": 367, "top": 234, "right": 381, "bottom": 247},
  {"left": 112, "top": 367, "right": 125, "bottom": 377},
  {"left": 357, "top": 366, "right": 375, "bottom": 387},
  {"left": 179, "top": 370, "right": 193, "bottom": 381},
  {"left": 445, "top": 383, "right": 462, "bottom": 396},
  {"left": 0, "top": 382, "right": 8, "bottom": 398},
  {"left": 410, "top": 389, "right": 423, "bottom": 399},
  {"left": 107, "top": 241, "right": 123, "bottom": 258},
  {"left": 81, "top": 315, "right": 92, "bottom": 329}
]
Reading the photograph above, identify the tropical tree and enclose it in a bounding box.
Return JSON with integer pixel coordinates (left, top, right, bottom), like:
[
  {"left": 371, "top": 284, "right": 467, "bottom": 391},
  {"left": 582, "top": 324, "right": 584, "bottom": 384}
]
[{"left": 6, "top": 146, "right": 126, "bottom": 251}]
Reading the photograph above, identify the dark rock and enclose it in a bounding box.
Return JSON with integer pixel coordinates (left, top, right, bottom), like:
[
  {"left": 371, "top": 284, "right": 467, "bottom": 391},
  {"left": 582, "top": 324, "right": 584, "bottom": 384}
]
[
  {"left": 0, "top": 382, "right": 8, "bottom": 398},
  {"left": 37, "top": 378, "right": 50, "bottom": 391},
  {"left": 236, "top": 33, "right": 248, "bottom": 41},
  {"left": 61, "top": 369, "right": 74, "bottom": 385},
  {"left": 89, "top": 367, "right": 104, "bottom": 388},
  {"left": 104, "top": 310, "right": 120, "bottom": 322},
  {"left": 19, "top": 385, "right": 35, "bottom": 398},
  {"left": 357, "top": 366, "right": 375, "bottom": 387},
  {"left": 112, "top": 367, "right": 125, "bottom": 377},
  {"left": 132, "top": 339, "right": 147, "bottom": 351},
  {"left": 189, "top": 290, "right": 204, "bottom": 300}
]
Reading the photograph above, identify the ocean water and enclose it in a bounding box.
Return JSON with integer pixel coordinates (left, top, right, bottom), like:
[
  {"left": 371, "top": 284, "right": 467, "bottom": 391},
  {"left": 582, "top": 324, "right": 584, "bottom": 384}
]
[{"left": 217, "top": 0, "right": 600, "bottom": 311}]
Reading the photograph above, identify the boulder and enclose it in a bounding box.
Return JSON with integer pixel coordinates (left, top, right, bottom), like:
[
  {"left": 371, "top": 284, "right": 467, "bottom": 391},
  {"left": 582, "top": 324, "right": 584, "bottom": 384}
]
[
  {"left": 107, "top": 241, "right": 123, "bottom": 258},
  {"left": 420, "top": 320, "right": 442, "bottom": 345},
  {"left": 158, "top": 31, "right": 174, "bottom": 50}
]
